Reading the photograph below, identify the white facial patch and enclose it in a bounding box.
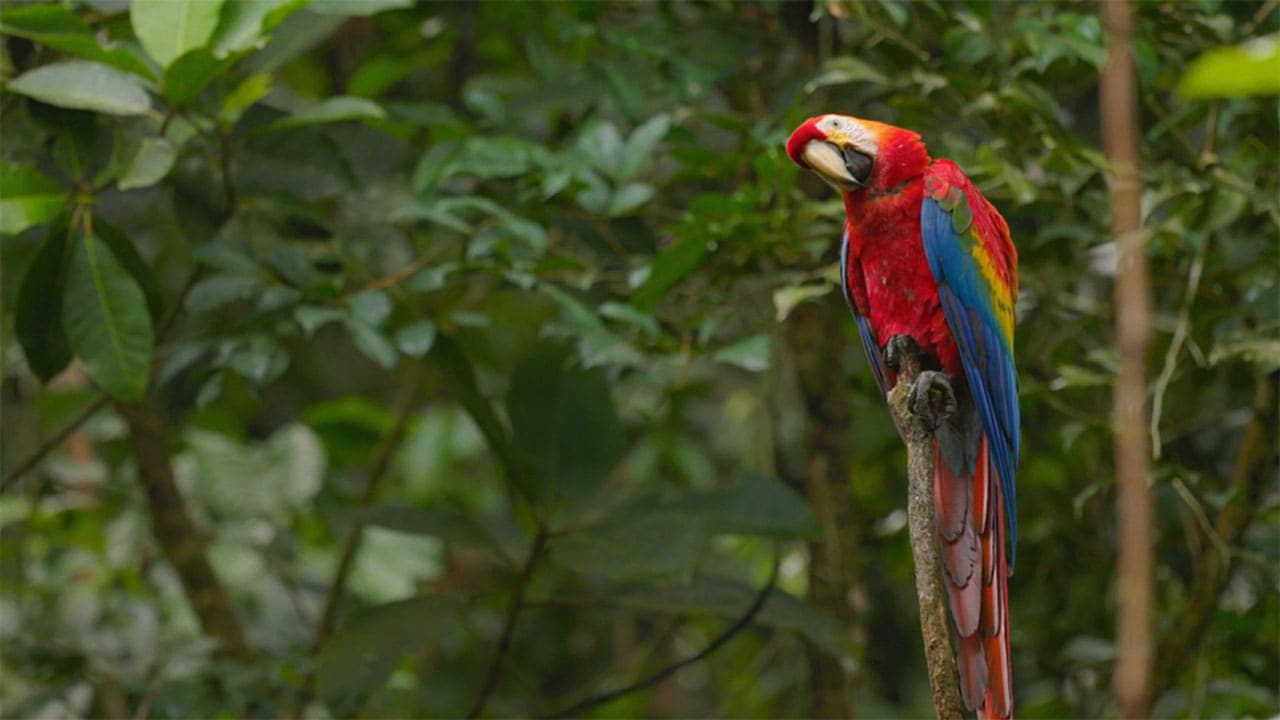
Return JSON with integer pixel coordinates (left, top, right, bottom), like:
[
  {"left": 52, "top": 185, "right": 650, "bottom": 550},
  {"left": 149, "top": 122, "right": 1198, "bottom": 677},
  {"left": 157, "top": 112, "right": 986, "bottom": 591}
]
[{"left": 817, "top": 115, "right": 877, "bottom": 157}]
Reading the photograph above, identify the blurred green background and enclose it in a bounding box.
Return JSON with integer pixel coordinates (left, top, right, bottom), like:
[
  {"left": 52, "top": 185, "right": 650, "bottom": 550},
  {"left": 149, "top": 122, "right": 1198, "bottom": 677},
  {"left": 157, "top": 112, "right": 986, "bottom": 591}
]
[{"left": 1, "top": 1, "right": 1276, "bottom": 717}]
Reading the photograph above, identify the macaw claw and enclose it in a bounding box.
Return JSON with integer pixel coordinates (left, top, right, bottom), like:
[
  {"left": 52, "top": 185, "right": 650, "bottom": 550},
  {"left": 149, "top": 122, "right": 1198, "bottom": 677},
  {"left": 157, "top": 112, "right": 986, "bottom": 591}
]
[
  {"left": 907, "top": 370, "right": 957, "bottom": 431},
  {"left": 884, "top": 335, "right": 920, "bottom": 375}
]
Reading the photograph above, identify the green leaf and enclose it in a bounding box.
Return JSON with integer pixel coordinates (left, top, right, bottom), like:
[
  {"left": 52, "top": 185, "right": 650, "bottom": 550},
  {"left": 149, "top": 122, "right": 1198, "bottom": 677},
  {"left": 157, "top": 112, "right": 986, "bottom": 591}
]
[
  {"left": 302, "top": 395, "right": 393, "bottom": 467},
  {"left": 551, "top": 510, "right": 707, "bottom": 579},
  {"left": 612, "top": 575, "right": 852, "bottom": 659},
  {"left": 295, "top": 305, "right": 346, "bottom": 337},
  {"left": 16, "top": 215, "right": 72, "bottom": 381},
  {"left": 0, "top": 5, "right": 155, "bottom": 80},
  {"left": 308, "top": 0, "right": 413, "bottom": 15},
  {"left": 5, "top": 61, "right": 151, "bottom": 116},
  {"left": 393, "top": 320, "right": 437, "bottom": 358},
  {"left": 579, "top": 119, "right": 624, "bottom": 178},
  {"left": 0, "top": 163, "right": 65, "bottom": 235},
  {"left": 506, "top": 345, "right": 627, "bottom": 506},
  {"left": 617, "top": 114, "right": 670, "bottom": 181},
  {"left": 1179, "top": 34, "right": 1280, "bottom": 99},
  {"left": 805, "top": 57, "right": 889, "bottom": 93},
  {"left": 351, "top": 506, "right": 496, "bottom": 549},
  {"left": 186, "top": 275, "right": 263, "bottom": 312},
  {"left": 162, "top": 48, "right": 236, "bottom": 106},
  {"left": 349, "top": 291, "right": 392, "bottom": 327},
  {"left": 711, "top": 334, "right": 770, "bottom": 373},
  {"left": 130, "top": 0, "right": 226, "bottom": 69},
  {"left": 62, "top": 217, "right": 154, "bottom": 400},
  {"left": 684, "top": 475, "right": 818, "bottom": 538},
  {"left": 209, "top": 0, "right": 308, "bottom": 57},
  {"left": 345, "top": 319, "right": 399, "bottom": 369},
  {"left": 219, "top": 73, "right": 271, "bottom": 127},
  {"left": 631, "top": 236, "right": 712, "bottom": 312},
  {"left": 117, "top": 137, "right": 176, "bottom": 190},
  {"left": 609, "top": 182, "right": 655, "bottom": 216},
  {"left": 187, "top": 424, "right": 325, "bottom": 517},
  {"left": 255, "top": 96, "right": 386, "bottom": 135},
  {"left": 94, "top": 219, "right": 163, "bottom": 321},
  {"left": 316, "top": 595, "right": 458, "bottom": 716}
]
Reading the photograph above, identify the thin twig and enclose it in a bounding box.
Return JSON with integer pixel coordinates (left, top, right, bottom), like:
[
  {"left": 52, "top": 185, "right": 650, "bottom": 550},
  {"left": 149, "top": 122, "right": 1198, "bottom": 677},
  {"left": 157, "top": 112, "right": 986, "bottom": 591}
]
[
  {"left": 1152, "top": 371, "right": 1279, "bottom": 694},
  {"left": 542, "top": 556, "right": 780, "bottom": 719},
  {"left": 310, "top": 364, "right": 426, "bottom": 656},
  {"left": 1, "top": 394, "right": 109, "bottom": 494},
  {"left": 1150, "top": 248, "right": 1205, "bottom": 458},
  {"left": 467, "top": 523, "right": 550, "bottom": 718}
]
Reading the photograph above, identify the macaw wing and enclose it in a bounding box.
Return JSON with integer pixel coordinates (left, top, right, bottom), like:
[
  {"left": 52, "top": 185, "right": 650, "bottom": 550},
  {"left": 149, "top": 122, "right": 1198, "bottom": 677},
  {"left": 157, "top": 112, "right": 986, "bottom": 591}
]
[
  {"left": 839, "top": 228, "right": 894, "bottom": 396},
  {"left": 920, "top": 161, "right": 1020, "bottom": 557}
]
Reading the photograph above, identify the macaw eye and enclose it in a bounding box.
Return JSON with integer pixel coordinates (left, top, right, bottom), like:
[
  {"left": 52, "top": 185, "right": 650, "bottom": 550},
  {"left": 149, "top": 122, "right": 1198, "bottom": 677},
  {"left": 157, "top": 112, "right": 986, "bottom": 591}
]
[{"left": 830, "top": 119, "right": 842, "bottom": 129}]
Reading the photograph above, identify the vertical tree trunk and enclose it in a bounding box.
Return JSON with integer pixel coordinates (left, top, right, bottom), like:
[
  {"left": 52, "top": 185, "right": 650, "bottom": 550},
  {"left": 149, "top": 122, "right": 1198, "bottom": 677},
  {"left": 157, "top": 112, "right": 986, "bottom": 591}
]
[
  {"left": 118, "top": 399, "right": 255, "bottom": 663},
  {"left": 1101, "top": 1, "right": 1155, "bottom": 716},
  {"left": 781, "top": 293, "right": 861, "bottom": 717}
]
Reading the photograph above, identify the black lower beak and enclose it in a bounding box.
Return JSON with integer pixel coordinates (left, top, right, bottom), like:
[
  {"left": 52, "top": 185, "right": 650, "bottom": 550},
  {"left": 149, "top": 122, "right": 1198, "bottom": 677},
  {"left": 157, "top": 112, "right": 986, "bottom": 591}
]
[{"left": 836, "top": 144, "right": 874, "bottom": 186}]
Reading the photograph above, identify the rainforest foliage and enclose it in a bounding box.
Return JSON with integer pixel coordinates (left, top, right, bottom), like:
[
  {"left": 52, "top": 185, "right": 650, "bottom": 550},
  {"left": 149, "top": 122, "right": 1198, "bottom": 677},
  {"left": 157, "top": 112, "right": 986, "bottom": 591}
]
[{"left": 1, "top": 1, "right": 1276, "bottom": 718}]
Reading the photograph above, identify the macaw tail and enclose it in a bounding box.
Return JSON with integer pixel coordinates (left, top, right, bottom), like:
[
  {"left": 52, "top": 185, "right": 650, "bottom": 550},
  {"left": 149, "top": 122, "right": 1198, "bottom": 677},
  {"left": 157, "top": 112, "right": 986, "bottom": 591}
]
[{"left": 934, "top": 433, "right": 1013, "bottom": 719}]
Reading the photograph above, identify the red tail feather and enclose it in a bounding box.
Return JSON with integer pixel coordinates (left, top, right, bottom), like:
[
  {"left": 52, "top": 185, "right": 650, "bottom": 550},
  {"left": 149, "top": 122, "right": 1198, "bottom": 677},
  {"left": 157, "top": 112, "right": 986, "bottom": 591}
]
[{"left": 936, "top": 436, "right": 1013, "bottom": 719}]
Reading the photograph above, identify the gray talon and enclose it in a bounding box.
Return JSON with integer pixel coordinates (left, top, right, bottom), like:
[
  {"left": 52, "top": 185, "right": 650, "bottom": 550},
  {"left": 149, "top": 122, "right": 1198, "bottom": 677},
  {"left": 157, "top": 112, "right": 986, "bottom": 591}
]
[
  {"left": 885, "top": 335, "right": 919, "bottom": 374},
  {"left": 907, "top": 370, "right": 956, "bottom": 430}
]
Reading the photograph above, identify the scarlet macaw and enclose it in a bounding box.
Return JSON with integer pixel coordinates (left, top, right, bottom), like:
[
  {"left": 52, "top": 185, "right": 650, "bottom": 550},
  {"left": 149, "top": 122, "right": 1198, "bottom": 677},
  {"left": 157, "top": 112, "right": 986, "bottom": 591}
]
[{"left": 786, "top": 114, "right": 1019, "bottom": 719}]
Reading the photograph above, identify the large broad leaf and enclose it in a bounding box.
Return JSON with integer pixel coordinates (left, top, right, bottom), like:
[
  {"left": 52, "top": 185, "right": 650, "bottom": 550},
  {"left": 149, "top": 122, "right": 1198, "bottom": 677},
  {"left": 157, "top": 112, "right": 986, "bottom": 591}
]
[
  {"left": 612, "top": 574, "right": 852, "bottom": 659},
  {"left": 130, "top": 0, "right": 226, "bottom": 69},
  {"left": 16, "top": 215, "right": 72, "bottom": 382},
  {"left": 550, "top": 510, "right": 707, "bottom": 580},
  {"left": 162, "top": 49, "right": 237, "bottom": 106},
  {"left": 116, "top": 137, "right": 176, "bottom": 191},
  {"left": 682, "top": 475, "right": 818, "bottom": 539},
  {"left": 631, "top": 235, "right": 712, "bottom": 312},
  {"left": 93, "top": 218, "right": 163, "bottom": 321},
  {"left": 350, "top": 506, "right": 497, "bottom": 550},
  {"left": 0, "top": 4, "right": 155, "bottom": 80},
  {"left": 316, "top": 595, "right": 459, "bottom": 716},
  {"left": 5, "top": 61, "right": 151, "bottom": 116},
  {"left": 0, "top": 163, "right": 65, "bottom": 236},
  {"left": 506, "top": 346, "right": 627, "bottom": 507},
  {"left": 62, "top": 217, "right": 153, "bottom": 400}
]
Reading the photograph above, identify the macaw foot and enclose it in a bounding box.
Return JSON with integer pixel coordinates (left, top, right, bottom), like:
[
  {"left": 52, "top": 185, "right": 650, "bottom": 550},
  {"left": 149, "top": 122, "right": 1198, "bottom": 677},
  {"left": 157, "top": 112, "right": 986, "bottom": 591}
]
[{"left": 907, "top": 370, "right": 957, "bottom": 431}]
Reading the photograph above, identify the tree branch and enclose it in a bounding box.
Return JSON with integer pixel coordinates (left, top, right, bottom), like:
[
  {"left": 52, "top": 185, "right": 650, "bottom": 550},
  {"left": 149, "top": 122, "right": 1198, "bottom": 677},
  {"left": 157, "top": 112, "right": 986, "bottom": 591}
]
[
  {"left": 884, "top": 338, "right": 966, "bottom": 720},
  {"left": 467, "top": 523, "right": 549, "bottom": 718},
  {"left": 1102, "top": 1, "right": 1154, "bottom": 716},
  {"left": 1, "top": 394, "right": 109, "bottom": 494},
  {"left": 310, "top": 364, "right": 426, "bottom": 655},
  {"left": 1152, "top": 371, "right": 1279, "bottom": 694},
  {"left": 542, "top": 556, "right": 780, "bottom": 719},
  {"left": 117, "top": 398, "right": 255, "bottom": 662}
]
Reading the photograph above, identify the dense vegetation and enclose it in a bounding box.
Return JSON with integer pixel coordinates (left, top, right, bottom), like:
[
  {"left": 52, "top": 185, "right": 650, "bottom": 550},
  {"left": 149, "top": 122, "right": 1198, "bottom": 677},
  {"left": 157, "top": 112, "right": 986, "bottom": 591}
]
[{"left": 1, "top": 1, "right": 1276, "bottom": 718}]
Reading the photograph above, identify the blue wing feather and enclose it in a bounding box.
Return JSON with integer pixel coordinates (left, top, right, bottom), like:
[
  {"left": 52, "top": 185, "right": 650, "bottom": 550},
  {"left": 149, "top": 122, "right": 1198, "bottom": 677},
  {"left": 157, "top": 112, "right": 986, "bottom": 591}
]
[
  {"left": 840, "top": 228, "right": 892, "bottom": 396},
  {"left": 921, "top": 193, "right": 1020, "bottom": 564}
]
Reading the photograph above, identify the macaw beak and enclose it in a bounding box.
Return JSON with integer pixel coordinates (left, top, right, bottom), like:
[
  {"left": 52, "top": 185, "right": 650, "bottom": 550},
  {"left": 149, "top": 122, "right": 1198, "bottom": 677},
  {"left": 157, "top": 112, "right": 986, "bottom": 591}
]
[{"left": 800, "top": 140, "right": 873, "bottom": 190}]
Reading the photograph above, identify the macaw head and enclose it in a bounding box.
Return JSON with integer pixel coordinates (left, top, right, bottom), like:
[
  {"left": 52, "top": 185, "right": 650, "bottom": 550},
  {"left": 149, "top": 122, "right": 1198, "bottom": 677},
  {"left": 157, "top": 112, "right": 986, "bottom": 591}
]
[{"left": 785, "top": 114, "right": 929, "bottom": 194}]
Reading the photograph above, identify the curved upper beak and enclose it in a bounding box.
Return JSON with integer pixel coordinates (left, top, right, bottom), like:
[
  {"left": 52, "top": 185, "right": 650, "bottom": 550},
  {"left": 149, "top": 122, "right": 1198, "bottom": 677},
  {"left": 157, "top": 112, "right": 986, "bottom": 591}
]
[{"left": 800, "top": 140, "right": 870, "bottom": 190}]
